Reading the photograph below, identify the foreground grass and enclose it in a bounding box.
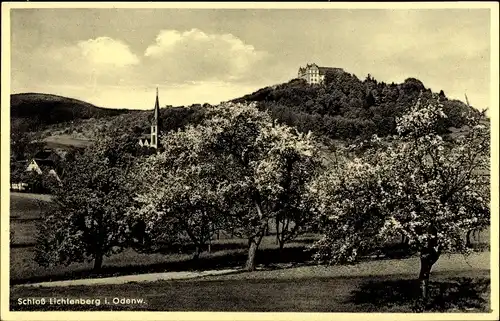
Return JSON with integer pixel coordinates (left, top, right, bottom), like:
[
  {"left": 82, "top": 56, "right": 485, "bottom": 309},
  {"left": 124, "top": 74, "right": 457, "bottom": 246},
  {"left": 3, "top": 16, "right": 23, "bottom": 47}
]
[
  {"left": 10, "top": 191, "right": 490, "bottom": 284},
  {"left": 10, "top": 193, "right": 54, "bottom": 246},
  {"left": 10, "top": 193, "right": 53, "bottom": 220},
  {"left": 10, "top": 270, "right": 490, "bottom": 312},
  {"left": 10, "top": 237, "right": 317, "bottom": 284}
]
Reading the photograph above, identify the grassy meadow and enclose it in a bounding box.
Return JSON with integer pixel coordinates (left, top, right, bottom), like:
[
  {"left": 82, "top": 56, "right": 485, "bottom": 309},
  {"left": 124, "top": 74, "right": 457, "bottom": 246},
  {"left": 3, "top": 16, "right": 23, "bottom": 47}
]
[
  {"left": 10, "top": 270, "right": 490, "bottom": 312},
  {"left": 10, "top": 193, "right": 53, "bottom": 246},
  {"left": 42, "top": 134, "right": 93, "bottom": 149},
  {"left": 10, "top": 192, "right": 321, "bottom": 284},
  {"left": 10, "top": 192, "right": 490, "bottom": 285},
  {"left": 9, "top": 192, "right": 492, "bottom": 312}
]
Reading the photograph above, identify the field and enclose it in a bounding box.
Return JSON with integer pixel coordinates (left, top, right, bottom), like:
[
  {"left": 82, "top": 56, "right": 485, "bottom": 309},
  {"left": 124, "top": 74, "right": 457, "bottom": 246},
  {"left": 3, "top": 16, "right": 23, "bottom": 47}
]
[
  {"left": 10, "top": 193, "right": 53, "bottom": 246},
  {"left": 42, "top": 134, "right": 93, "bottom": 149},
  {"left": 8, "top": 192, "right": 492, "bottom": 312},
  {"left": 10, "top": 236, "right": 319, "bottom": 284},
  {"left": 10, "top": 269, "right": 490, "bottom": 312},
  {"left": 9, "top": 192, "right": 490, "bottom": 286}
]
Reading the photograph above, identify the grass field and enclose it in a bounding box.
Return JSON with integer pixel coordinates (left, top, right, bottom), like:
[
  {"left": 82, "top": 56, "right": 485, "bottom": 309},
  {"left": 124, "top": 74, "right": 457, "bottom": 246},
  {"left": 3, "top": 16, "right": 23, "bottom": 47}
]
[
  {"left": 9, "top": 191, "right": 491, "bottom": 286},
  {"left": 42, "top": 134, "right": 92, "bottom": 149},
  {"left": 10, "top": 269, "right": 490, "bottom": 312},
  {"left": 10, "top": 193, "right": 53, "bottom": 220},
  {"left": 10, "top": 238, "right": 316, "bottom": 284},
  {"left": 8, "top": 192, "right": 492, "bottom": 312},
  {"left": 10, "top": 193, "right": 54, "bottom": 246}
]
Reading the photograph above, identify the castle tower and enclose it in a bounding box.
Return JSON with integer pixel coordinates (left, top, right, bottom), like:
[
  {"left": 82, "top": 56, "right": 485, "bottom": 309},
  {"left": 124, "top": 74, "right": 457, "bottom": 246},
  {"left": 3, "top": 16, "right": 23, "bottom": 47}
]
[{"left": 150, "top": 87, "right": 161, "bottom": 149}]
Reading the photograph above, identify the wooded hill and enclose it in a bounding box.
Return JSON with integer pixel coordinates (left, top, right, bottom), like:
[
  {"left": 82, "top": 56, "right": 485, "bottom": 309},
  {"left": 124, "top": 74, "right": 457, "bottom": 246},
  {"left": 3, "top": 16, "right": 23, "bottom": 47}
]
[
  {"left": 11, "top": 71, "right": 484, "bottom": 151},
  {"left": 11, "top": 93, "right": 136, "bottom": 131},
  {"left": 233, "top": 72, "right": 480, "bottom": 142}
]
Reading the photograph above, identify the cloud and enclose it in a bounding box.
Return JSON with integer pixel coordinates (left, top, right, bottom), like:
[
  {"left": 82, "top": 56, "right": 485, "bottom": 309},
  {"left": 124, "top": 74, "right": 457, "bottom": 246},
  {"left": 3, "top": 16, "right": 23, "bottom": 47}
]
[
  {"left": 47, "top": 37, "right": 139, "bottom": 73},
  {"left": 15, "top": 36, "right": 140, "bottom": 90},
  {"left": 142, "top": 28, "right": 268, "bottom": 83},
  {"left": 77, "top": 37, "right": 139, "bottom": 67},
  {"left": 39, "top": 37, "right": 139, "bottom": 73}
]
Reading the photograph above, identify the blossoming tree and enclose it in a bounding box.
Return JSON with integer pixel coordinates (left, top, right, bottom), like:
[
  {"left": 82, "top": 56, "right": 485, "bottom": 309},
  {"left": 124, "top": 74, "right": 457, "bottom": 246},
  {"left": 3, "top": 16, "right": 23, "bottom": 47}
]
[
  {"left": 209, "top": 103, "right": 320, "bottom": 269},
  {"left": 130, "top": 124, "right": 228, "bottom": 259},
  {"left": 35, "top": 136, "right": 136, "bottom": 271},
  {"left": 309, "top": 96, "right": 490, "bottom": 299},
  {"left": 132, "top": 102, "right": 320, "bottom": 270}
]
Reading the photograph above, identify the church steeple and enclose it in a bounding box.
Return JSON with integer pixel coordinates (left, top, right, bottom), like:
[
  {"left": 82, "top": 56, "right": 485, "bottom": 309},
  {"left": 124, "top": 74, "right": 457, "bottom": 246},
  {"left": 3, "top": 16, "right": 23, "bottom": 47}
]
[
  {"left": 150, "top": 87, "right": 160, "bottom": 149},
  {"left": 154, "top": 87, "right": 160, "bottom": 122}
]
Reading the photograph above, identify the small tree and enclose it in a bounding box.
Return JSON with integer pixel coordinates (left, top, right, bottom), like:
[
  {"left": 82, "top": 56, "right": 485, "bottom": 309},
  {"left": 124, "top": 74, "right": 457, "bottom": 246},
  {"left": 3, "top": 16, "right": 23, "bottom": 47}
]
[
  {"left": 35, "top": 136, "right": 134, "bottom": 271},
  {"left": 309, "top": 97, "right": 490, "bottom": 300}
]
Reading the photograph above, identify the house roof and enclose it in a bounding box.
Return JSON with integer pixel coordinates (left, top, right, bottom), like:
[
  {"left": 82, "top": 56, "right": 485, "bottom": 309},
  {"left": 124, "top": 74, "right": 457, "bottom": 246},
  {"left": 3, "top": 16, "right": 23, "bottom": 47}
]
[
  {"left": 318, "top": 67, "right": 343, "bottom": 75},
  {"left": 33, "top": 149, "right": 61, "bottom": 162},
  {"left": 34, "top": 150, "right": 52, "bottom": 159},
  {"left": 27, "top": 158, "right": 61, "bottom": 177},
  {"left": 33, "top": 159, "right": 56, "bottom": 167}
]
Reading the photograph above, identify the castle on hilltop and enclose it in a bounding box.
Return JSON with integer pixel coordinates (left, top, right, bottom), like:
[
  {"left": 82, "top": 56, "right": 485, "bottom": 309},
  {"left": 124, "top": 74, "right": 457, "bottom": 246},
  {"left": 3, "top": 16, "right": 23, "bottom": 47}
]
[
  {"left": 298, "top": 63, "right": 343, "bottom": 85},
  {"left": 138, "top": 88, "right": 161, "bottom": 149}
]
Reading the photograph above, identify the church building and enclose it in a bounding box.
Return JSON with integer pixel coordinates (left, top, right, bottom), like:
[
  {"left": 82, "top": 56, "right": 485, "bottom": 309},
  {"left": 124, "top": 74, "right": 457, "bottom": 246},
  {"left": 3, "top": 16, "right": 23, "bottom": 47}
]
[{"left": 138, "top": 88, "right": 162, "bottom": 149}]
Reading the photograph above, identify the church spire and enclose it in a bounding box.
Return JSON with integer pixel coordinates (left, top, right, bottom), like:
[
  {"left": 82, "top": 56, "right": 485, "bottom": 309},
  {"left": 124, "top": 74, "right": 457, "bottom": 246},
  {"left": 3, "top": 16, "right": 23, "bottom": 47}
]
[
  {"left": 154, "top": 86, "right": 160, "bottom": 122},
  {"left": 150, "top": 87, "right": 161, "bottom": 149}
]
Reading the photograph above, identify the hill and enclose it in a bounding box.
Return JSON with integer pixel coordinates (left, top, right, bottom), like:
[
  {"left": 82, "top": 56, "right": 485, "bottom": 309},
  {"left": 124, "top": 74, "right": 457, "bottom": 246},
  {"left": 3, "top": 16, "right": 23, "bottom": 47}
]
[
  {"left": 10, "top": 72, "right": 485, "bottom": 151},
  {"left": 11, "top": 93, "right": 136, "bottom": 131},
  {"left": 233, "top": 73, "right": 480, "bottom": 141}
]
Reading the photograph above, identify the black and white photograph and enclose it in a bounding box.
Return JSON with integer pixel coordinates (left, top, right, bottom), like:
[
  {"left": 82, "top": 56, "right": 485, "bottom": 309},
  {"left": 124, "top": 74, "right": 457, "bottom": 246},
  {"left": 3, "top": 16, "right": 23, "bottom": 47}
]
[{"left": 1, "top": 2, "right": 498, "bottom": 320}]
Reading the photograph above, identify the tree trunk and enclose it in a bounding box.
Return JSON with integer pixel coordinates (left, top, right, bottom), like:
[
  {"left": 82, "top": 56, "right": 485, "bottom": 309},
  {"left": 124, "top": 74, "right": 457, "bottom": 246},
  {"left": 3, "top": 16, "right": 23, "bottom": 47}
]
[
  {"left": 244, "top": 198, "right": 267, "bottom": 271},
  {"left": 275, "top": 217, "right": 280, "bottom": 245},
  {"left": 418, "top": 256, "right": 432, "bottom": 300},
  {"left": 93, "top": 251, "right": 103, "bottom": 271},
  {"left": 418, "top": 249, "right": 440, "bottom": 300},
  {"left": 278, "top": 239, "right": 285, "bottom": 252},
  {"left": 466, "top": 230, "right": 473, "bottom": 247},
  {"left": 94, "top": 213, "right": 105, "bottom": 272},
  {"left": 245, "top": 240, "right": 259, "bottom": 271},
  {"left": 192, "top": 246, "right": 201, "bottom": 260}
]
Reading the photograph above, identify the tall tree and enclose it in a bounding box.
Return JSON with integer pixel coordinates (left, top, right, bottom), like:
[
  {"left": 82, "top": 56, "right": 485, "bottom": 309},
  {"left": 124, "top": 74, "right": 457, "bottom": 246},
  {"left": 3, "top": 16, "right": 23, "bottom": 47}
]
[
  {"left": 309, "top": 96, "right": 490, "bottom": 300},
  {"left": 35, "top": 136, "right": 135, "bottom": 271},
  {"left": 208, "top": 103, "right": 320, "bottom": 270}
]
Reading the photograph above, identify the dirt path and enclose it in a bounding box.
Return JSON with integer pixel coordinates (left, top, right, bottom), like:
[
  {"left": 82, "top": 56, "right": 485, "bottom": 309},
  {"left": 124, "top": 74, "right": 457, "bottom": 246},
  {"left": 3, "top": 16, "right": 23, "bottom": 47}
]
[{"left": 16, "top": 269, "right": 238, "bottom": 288}]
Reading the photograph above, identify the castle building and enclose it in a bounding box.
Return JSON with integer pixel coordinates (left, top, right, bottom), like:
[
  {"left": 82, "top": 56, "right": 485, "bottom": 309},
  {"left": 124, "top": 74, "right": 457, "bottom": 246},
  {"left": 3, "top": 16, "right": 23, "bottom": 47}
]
[
  {"left": 138, "top": 88, "right": 162, "bottom": 149},
  {"left": 297, "top": 63, "right": 343, "bottom": 85}
]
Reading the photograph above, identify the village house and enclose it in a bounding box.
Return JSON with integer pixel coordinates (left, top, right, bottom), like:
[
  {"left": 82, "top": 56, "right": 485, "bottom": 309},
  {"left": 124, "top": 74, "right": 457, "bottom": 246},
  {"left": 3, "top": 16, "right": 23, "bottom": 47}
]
[
  {"left": 11, "top": 149, "right": 62, "bottom": 192},
  {"left": 138, "top": 88, "right": 162, "bottom": 149},
  {"left": 297, "top": 63, "right": 343, "bottom": 85}
]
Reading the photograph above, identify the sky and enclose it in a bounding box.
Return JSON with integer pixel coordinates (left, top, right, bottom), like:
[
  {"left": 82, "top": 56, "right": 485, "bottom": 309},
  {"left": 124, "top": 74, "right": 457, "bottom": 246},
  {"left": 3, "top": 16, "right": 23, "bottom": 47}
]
[{"left": 10, "top": 8, "right": 492, "bottom": 110}]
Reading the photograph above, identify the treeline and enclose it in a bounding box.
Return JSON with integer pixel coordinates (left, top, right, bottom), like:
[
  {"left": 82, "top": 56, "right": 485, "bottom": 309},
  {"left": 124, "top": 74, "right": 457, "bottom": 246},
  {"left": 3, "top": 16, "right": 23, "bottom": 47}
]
[
  {"left": 10, "top": 73, "right": 482, "bottom": 195},
  {"left": 234, "top": 72, "right": 476, "bottom": 141},
  {"left": 10, "top": 102, "right": 208, "bottom": 163},
  {"left": 36, "top": 103, "right": 208, "bottom": 143}
]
